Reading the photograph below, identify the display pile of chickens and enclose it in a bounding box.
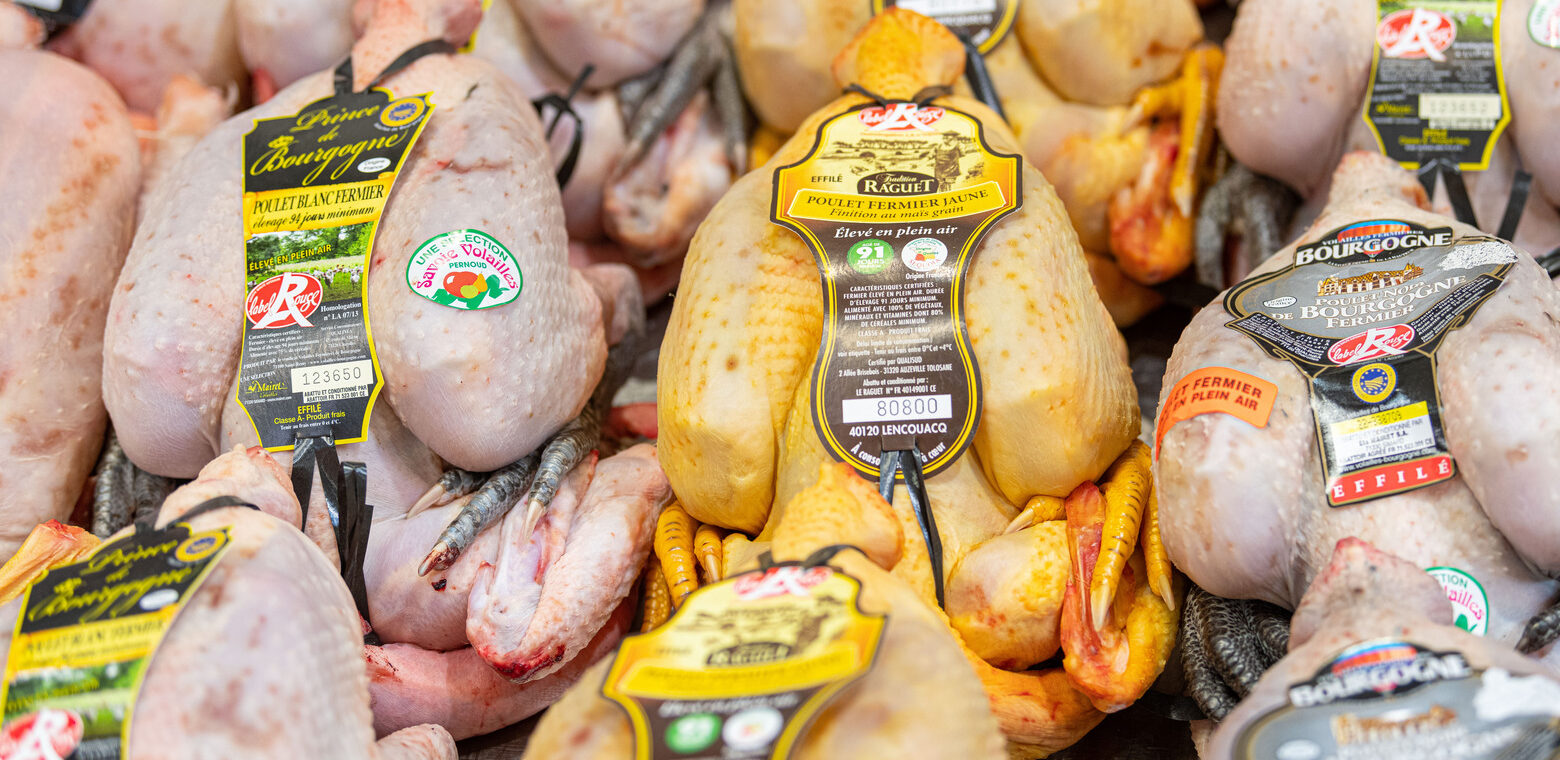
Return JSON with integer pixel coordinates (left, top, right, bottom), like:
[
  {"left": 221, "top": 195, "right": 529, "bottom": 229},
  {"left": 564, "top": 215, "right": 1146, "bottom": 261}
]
[
  {"left": 1158, "top": 150, "right": 1560, "bottom": 750},
  {"left": 87, "top": 0, "right": 675, "bottom": 742},
  {"left": 655, "top": 9, "right": 1183, "bottom": 756},
  {"left": 1216, "top": 0, "right": 1560, "bottom": 261},
  {"left": 733, "top": 0, "right": 1220, "bottom": 326}
]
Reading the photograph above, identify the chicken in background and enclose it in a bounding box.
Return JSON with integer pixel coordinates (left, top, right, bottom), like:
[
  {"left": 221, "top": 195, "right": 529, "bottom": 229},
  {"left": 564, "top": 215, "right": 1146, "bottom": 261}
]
[
  {"left": 732, "top": 0, "right": 1216, "bottom": 325},
  {"left": 0, "top": 4, "right": 141, "bottom": 562},
  {"left": 1207, "top": 0, "right": 1560, "bottom": 283}
]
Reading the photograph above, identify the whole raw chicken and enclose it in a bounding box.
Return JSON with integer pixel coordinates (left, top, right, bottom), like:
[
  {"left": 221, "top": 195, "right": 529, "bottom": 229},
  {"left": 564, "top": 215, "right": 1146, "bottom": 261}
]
[
  {"left": 0, "top": 5, "right": 140, "bottom": 560},
  {"left": 1, "top": 447, "right": 459, "bottom": 758},
  {"left": 1157, "top": 152, "right": 1560, "bottom": 655},
  {"left": 102, "top": 0, "right": 669, "bottom": 738},
  {"left": 1207, "top": 538, "right": 1560, "bottom": 758},
  {"left": 1219, "top": 0, "right": 1560, "bottom": 254},
  {"left": 522, "top": 462, "right": 1009, "bottom": 760},
  {"left": 659, "top": 10, "right": 1177, "bottom": 754}
]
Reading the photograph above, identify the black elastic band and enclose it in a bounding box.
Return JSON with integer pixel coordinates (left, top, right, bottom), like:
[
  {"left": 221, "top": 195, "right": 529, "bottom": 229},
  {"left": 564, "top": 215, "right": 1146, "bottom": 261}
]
[
  {"left": 800, "top": 544, "right": 867, "bottom": 568},
  {"left": 1497, "top": 169, "right": 1533, "bottom": 242},
  {"left": 336, "top": 461, "right": 376, "bottom": 630},
  {"left": 1539, "top": 246, "right": 1560, "bottom": 278},
  {"left": 333, "top": 39, "right": 458, "bottom": 96},
  {"left": 531, "top": 64, "right": 594, "bottom": 189},
  {"left": 289, "top": 433, "right": 339, "bottom": 529},
  {"left": 842, "top": 84, "right": 951, "bottom": 109},
  {"left": 878, "top": 448, "right": 945, "bottom": 609},
  {"left": 959, "top": 36, "right": 1005, "bottom": 120},
  {"left": 1419, "top": 159, "right": 1479, "bottom": 228},
  {"left": 139, "top": 495, "right": 260, "bottom": 534}
]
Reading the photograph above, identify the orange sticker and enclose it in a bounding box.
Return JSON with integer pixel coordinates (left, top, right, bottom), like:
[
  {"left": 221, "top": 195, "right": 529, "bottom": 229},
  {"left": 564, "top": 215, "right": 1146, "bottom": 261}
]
[{"left": 1154, "top": 367, "right": 1278, "bottom": 453}]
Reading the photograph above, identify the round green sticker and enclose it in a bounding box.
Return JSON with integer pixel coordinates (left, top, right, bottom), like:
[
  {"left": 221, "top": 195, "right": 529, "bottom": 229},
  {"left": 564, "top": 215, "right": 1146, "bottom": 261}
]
[
  {"left": 847, "top": 239, "right": 893, "bottom": 275},
  {"left": 406, "top": 229, "right": 523, "bottom": 310},
  {"left": 665, "top": 713, "right": 720, "bottom": 754},
  {"left": 1426, "top": 566, "right": 1489, "bottom": 636}
]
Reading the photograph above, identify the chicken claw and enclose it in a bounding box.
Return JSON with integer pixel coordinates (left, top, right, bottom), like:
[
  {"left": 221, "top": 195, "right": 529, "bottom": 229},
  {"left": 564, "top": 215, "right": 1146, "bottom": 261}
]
[
  {"left": 1060, "top": 482, "right": 1182, "bottom": 713},
  {"left": 417, "top": 453, "right": 541, "bottom": 577},
  {"left": 92, "top": 428, "right": 182, "bottom": 536},
  {"left": 1518, "top": 603, "right": 1560, "bottom": 654},
  {"left": 407, "top": 468, "right": 486, "bottom": 519},
  {"left": 1193, "top": 161, "right": 1299, "bottom": 289},
  {"left": 617, "top": 2, "right": 729, "bottom": 175},
  {"left": 1179, "top": 584, "right": 1290, "bottom": 719},
  {"left": 1091, "top": 440, "right": 1152, "bottom": 629},
  {"left": 1003, "top": 493, "right": 1065, "bottom": 534}
]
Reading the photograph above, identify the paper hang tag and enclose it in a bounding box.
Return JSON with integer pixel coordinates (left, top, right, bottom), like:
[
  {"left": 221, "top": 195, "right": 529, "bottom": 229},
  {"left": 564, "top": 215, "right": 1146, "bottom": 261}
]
[
  {"left": 1222, "top": 221, "right": 1518, "bottom": 507},
  {"left": 1363, "top": 1, "right": 1511, "bottom": 172},
  {"left": 871, "top": 0, "right": 1018, "bottom": 54},
  {"left": 772, "top": 101, "right": 1021, "bottom": 482},
  {"left": 603, "top": 563, "right": 886, "bottom": 760},
  {"left": 235, "top": 86, "right": 435, "bottom": 451},
  {"left": 0, "top": 521, "right": 236, "bottom": 760}
]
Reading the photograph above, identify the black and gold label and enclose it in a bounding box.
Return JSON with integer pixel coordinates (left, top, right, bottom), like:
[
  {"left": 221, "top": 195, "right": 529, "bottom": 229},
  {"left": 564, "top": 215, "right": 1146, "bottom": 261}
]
[
  {"left": 1236, "top": 639, "right": 1560, "bottom": 759},
  {"left": 1224, "top": 220, "right": 1516, "bottom": 506},
  {"left": 0, "top": 524, "right": 233, "bottom": 760},
  {"left": 235, "top": 88, "right": 434, "bottom": 451},
  {"left": 1363, "top": 1, "right": 1510, "bottom": 171},
  {"left": 772, "top": 101, "right": 1020, "bottom": 481},
  {"left": 603, "top": 564, "right": 885, "bottom": 760},
  {"left": 871, "top": 0, "right": 1018, "bottom": 54}
]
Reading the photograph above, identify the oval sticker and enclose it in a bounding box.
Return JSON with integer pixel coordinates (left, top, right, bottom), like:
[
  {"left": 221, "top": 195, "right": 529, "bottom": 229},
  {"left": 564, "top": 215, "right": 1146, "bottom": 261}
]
[
  {"left": 406, "top": 229, "right": 523, "bottom": 311},
  {"left": 357, "top": 157, "right": 392, "bottom": 173}
]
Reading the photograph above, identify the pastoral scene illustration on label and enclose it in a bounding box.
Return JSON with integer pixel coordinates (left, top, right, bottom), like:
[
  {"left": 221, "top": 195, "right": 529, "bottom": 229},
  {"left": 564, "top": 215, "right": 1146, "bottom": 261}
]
[
  {"left": 1364, "top": 1, "right": 1510, "bottom": 171},
  {"left": 772, "top": 101, "right": 1020, "bottom": 480},
  {"left": 602, "top": 564, "right": 886, "bottom": 760},
  {"left": 871, "top": 0, "right": 1018, "bottom": 53},
  {"left": 1223, "top": 219, "right": 1517, "bottom": 506},
  {"left": 236, "top": 88, "right": 434, "bottom": 451},
  {"left": 406, "top": 229, "right": 523, "bottom": 311},
  {"left": 0, "top": 524, "right": 233, "bottom": 760},
  {"left": 1236, "top": 639, "right": 1560, "bottom": 759}
]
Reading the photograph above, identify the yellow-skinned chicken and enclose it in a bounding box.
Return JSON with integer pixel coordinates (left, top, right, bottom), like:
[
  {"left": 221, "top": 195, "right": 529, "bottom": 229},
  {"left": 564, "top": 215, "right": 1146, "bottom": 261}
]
[
  {"left": 658, "top": 10, "right": 1179, "bottom": 754},
  {"left": 733, "top": 0, "right": 1220, "bottom": 323}
]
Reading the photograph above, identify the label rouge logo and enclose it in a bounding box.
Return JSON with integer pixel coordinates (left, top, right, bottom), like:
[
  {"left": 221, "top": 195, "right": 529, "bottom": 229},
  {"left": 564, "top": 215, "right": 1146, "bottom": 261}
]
[
  {"left": 0, "top": 709, "right": 83, "bottom": 760},
  {"left": 859, "top": 103, "right": 945, "bottom": 132},
  {"left": 1328, "top": 324, "right": 1416, "bottom": 365},
  {"left": 1377, "top": 8, "right": 1456, "bottom": 61},
  {"left": 732, "top": 566, "right": 831, "bottom": 600},
  {"left": 245, "top": 272, "right": 323, "bottom": 329}
]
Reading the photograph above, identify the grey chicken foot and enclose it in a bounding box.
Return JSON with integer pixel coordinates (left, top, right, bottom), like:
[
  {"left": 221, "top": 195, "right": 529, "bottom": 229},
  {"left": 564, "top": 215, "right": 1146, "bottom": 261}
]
[
  {"left": 1518, "top": 603, "right": 1560, "bottom": 654},
  {"left": 1193, "top": 162, "right": 1299, "bottom": 290},
  {"left": 1181, "top": 584, "right": 1291, "bottom": 720},
  {"left": 615, "top": 0, "right": 745, "bottom": 177},
  {"left": 91, "top": 427, "right": 182, "bottom": 536},
  {"left": 416, "top": 323, "right": 646, "bottom": 577}
]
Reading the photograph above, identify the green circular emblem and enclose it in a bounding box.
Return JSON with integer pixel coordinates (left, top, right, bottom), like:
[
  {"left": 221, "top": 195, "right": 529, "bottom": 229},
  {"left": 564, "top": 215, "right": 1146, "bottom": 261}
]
[
  {"left": 847, "top": 239, "right": 893, "bottom": 275},
  {"left": 405, "top": 229, "right": 523, "bottom": 311},
  {"left": 1426, "top": 566, "right": 1489, "bottom": 636},
  {"left": 665, "top": 713, "right": 720, "bottom": 754}
]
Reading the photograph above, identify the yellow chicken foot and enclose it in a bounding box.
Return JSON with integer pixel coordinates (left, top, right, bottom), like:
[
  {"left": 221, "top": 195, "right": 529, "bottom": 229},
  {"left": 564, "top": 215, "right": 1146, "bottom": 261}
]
[
  {"left": 1003, "top": 494, "right": 1066, "bottom": 534},
  {"left": 1091, "top": 440, "right": 1151, "bottom": 629},
  {"left": 1060, "top": 482, "right": 1182, "bottom": 713},
  {"left": 747, "top": 123, "right": 788, "bottom": 170},
  {"left": 1141, "top": 489, "right": 1176, "bottom": 610}
]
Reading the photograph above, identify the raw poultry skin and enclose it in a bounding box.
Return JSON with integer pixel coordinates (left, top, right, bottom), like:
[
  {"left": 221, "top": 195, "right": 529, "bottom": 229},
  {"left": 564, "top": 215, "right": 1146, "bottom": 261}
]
[
  {"left": 511, "top": 0, "right": 705, "bottom": 88},
  {"left": 235, "top": 0, "right": 356, "bottom": 100},
  {"left": 660, "top": 11, "right": 1171, "bottom": 753},
  {"left": 47, "top": 0, "right": 248, "bottom": 114},
  {"left": 1207, "top": 538, "right": 1560, "bottom": 758},
  {"left": 104, "top": 0, "right": 603, "bottom": 480},
  {"left": 0, "top": 447, "right": 457, "bottom": 759},
  {"left": 1218, "top": 0, "right": 1560, "bottom": 252},
  {"left": 1157, "top": 153, "right": 1560, "bottom": 650},
  {"left": 1014, "top": 0, "right": 1203, "bottom": 107},
  {"left": 0, "top": 14, "right": 140, "bottom": 561},
  {"left": 520, "top": 463, "right": 1010, "bottom": 760},
  {"left": 101, "top": 0, "right": 666, "bottom": 737}
]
